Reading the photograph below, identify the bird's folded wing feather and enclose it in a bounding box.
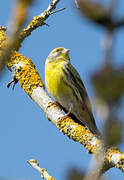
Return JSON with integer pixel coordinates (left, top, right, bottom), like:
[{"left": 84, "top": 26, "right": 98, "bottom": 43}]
[
  {"left": 64, "top": 62, "right": 93, "bottom": 114},
  {"left": 63, "top": 62, "right": 101, "bottom": 136}
]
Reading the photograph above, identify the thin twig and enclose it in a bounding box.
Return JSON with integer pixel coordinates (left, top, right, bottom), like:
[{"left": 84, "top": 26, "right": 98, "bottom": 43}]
[
  {"left": 74, "top": 0, "right": 80, "bottom": 9},
  {"left": 46, "top": 0, "right": 60, "bottom": 12},
  {"left": 49, "top": 7, "right": 66, "bottom": 15},
  {"left": 27, "top": 159, "right": 55, "bottom": 180}
]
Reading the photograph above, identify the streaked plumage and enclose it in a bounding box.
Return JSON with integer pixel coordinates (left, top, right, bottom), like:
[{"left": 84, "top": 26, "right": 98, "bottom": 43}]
[{"left": 45, "top": 47, "right": 101, "bottom": 136}]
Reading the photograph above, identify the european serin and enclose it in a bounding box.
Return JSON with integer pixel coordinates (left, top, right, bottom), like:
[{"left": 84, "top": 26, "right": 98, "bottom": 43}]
[{"left": 45, "top": 47, "right": 101, "bottom": 136}]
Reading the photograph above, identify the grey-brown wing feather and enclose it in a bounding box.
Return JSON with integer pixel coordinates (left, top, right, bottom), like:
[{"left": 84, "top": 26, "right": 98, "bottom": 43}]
[
  {"left": 64, "top": 63, "right": 92, "bottom": 112},
  {"left": 62, "top": 62, "right": 101, "bottom": 136},
  {"left": 64, "top": 62, "right": 100, "bottom": 130}
]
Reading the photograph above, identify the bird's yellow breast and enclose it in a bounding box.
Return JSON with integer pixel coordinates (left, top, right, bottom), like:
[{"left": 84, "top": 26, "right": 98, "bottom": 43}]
[{"left": 45, "top": 60, "right": 69, "bottom": 100}]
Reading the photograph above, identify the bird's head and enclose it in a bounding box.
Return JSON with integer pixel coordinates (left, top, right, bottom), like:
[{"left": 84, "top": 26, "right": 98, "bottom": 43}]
[{"left": 47, "top": 47, "right": 70, "bottom": 62}]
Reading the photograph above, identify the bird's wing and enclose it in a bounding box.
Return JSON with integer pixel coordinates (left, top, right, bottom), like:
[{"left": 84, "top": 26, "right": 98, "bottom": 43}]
[
  {"left": 64, "top": 62, "right": 92, "bottom": 114},
  {"left": 63, "top": 62, "right": 102, "bottom": 136}
]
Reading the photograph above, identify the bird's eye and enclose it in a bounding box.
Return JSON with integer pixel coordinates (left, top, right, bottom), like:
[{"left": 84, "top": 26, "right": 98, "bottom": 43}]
[{"left": 56, "top": 49, "right": 61, "bottom": 52}]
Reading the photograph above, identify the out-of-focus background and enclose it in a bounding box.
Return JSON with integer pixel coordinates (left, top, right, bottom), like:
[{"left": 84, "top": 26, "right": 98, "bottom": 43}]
[{"left": 0, "top": 0, "right": 124, "bottom": 180}]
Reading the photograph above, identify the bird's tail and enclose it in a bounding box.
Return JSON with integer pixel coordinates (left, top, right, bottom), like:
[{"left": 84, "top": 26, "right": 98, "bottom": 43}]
[
  {"left": 90, "top": 125, "right": 102, "bottom": 138},
  {"left": 89, "top": 116, "right": 102, "bottom": 138}
]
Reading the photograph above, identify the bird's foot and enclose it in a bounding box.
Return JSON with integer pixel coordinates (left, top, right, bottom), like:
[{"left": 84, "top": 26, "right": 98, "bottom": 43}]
[
  {"left": 59, "top": 109, "right": 72, "bottom": 121},
  {"left": 6, "top": 77, "right": 18, "bottom": 90},
  {"left": 47, "top": 101, "right": 62, "bottom": 109},
  {"left": 7, "top": 66, "right": 18, "bottom": 90}
]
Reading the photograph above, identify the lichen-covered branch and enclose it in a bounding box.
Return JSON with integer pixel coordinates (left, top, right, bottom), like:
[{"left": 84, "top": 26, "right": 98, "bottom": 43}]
[{"left": 27, "top": 159, "right": 55, "bottom": 180}]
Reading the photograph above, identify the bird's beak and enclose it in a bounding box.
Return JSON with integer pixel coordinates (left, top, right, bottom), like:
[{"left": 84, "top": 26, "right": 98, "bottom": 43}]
[{"left": 64, "top": 48, "right": 70, "bottom": 56}]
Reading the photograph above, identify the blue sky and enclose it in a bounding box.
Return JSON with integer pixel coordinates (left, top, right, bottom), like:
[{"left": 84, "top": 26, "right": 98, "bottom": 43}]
[{"left": 0, "top": 0, "right": 124, "bottom": 180}]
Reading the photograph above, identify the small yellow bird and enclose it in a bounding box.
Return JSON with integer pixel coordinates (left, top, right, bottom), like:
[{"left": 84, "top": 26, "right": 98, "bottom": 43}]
[{"left": 45, "top": 47, "right": 101, "bottom": 136}]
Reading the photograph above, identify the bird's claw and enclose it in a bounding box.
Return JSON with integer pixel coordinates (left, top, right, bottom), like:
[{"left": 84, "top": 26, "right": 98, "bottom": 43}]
[
  {"left": 47, "top": 101, "right": 61, "bottom": 108},
  {"left": 59, "top": 109, "right": 72, "bottom": 121},
  {"left": 6, "top": 78, "right": 18, "bottom": 90}
]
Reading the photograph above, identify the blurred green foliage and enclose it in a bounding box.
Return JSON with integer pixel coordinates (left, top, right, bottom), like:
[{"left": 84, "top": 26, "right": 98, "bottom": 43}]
[
  {"left": 77, "top": 0, "right": 112, "bottom": 27},
  {"left": 104, "top": 116, "right": 122, "bottom": 146},
  {"left": 92, "top": 65, "right": 124, "bottom": 105}
]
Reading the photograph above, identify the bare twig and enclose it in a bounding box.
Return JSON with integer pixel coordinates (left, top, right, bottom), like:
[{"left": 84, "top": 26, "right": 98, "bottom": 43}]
[
  {"left": 49, "top": 7, "right": 66, "bottom": 15},
  {"left": 46, "top": 0, "right": 60, "bottom": 12},
  {"left": 74, "top": 0, "right": 80, "bottom": 9}
]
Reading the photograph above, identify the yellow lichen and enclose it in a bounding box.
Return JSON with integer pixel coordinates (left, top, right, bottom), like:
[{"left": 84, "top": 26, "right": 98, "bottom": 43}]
[
  {"left": 107, "top": 147, "right": 121, "bottom": 162},
  {"left": 19, "top": 12, "right": 47, "bottom": 43},
  {"left": 7, "top": 51, "right": 44, "bottom": 96},
  {"left": 41, "top": 169, "right": 56, "bottom": 180},
  {"left": 47, "top": 177, "right": 56, "bottom": 180},
  {"left": 105, "top": 147, "right": 124, "bottom": 171},
  {"left": 57, "top": 117, "right": 102, "bottom": 154}
]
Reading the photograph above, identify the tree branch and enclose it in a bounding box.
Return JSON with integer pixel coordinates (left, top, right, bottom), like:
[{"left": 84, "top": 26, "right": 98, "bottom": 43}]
[{"left": 27, "top": 159, "right": 55, "bottom": 180}]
